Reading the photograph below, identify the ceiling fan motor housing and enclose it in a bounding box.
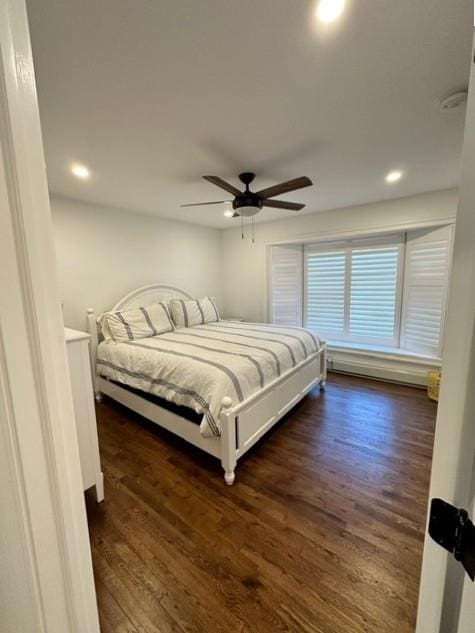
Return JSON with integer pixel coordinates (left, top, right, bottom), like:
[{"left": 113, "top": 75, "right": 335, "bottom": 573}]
[
  {"left": 233, "top": 192, "right": 263, "bottom": 216},
  {"left": 232, "top": 172, "right": 262, "bottom": 216},
  {"left": 239, "top": 172, "right": 256, "bottom": 187}
]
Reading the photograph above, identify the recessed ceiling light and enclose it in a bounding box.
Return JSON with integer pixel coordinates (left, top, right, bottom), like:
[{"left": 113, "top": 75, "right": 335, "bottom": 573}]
[
  {"left": 71, "top": 163, "right": 91, "bottom": 180},
  {"left": 224, "top": 209, "right": 234, "bottom": 218},
  {"left": 316, "top": 0, "right": 346, "bottom": 23},
  {"left": 385, "top": 170, "right": 403, "bottom": 184}
]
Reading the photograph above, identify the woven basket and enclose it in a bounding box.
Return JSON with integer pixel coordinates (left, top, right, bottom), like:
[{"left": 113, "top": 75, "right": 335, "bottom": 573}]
[{"left": 427, "top": 371, "right": 441, "bottom": 402}]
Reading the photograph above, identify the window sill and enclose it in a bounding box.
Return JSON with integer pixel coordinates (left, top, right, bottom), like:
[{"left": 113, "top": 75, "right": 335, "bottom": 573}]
[{"left": 326, "top": 340, "right": 442, "bottom": 366}]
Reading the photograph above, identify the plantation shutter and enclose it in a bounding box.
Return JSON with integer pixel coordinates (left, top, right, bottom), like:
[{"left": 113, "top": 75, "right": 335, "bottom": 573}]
[
  {"left": 400, "top": 225, "right": 453, "bottom": 357},
  {"left": 269, "top": 244, "right": 303, "bottom": 326},
  {"left": 349, "top": 245, "right": 400, "bottom": 345},
  {"left": 305, "top": 247, "right": 346, "bottom": 337}
]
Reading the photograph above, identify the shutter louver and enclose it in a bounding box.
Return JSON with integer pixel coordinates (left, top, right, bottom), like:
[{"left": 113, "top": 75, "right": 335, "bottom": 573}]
[
  {"left": 401, "top": 226, "right": 452, "bottom": 357},
  {"left": 270, "top": 245, "right": 302, "bottom": 326},
  {"left": 305, "top": 250, "right": 346, "bottom": 337},
  {"left": 349, "top": 247, "right": 399, "bottom": 344}
]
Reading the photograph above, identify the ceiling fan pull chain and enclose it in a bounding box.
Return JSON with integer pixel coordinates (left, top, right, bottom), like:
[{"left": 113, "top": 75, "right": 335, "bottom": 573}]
[
  {"left": 251, "top": 216, "right": 255, "bottom": 243},
  {"left": 241, "top": 214, "right": 244, "bottom": 240}
]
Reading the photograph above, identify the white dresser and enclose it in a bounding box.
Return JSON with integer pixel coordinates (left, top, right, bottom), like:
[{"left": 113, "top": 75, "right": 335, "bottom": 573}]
[{"left": 65, "top": 327, "right": 104, "bottom": 502}]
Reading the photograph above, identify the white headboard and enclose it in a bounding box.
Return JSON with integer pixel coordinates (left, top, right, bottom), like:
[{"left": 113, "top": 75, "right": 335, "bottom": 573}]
[
  {"left": 86, "top": 284, "right": 195, "bottom": 393},
  {"left": 110, "top": 283, "right": 195, "bottom": 311}
]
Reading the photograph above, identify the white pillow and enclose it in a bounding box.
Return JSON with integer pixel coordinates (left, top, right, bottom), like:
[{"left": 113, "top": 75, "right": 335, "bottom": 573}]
[
  {"left": 99, "top": 302, "right": 174, "bottom": 342},
  {"left": 170, "top": 297, "right": 220, "bottom": 328},
  {"left": 199, "top": 296, "right": 220, "bottom": 324}
]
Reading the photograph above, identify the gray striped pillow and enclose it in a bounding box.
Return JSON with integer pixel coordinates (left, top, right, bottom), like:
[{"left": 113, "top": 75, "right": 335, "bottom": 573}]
[
  {"left": 100, "top": 302, "right": 174, "bottom": 342},
  {"left": 199, "top": 296, "right": 220, "bottom": 324},
  {"left": 170, "top": 297, "right": 220, "bottom": 328}
]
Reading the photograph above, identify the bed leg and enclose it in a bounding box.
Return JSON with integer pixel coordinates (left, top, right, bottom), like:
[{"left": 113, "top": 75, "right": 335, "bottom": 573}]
[
  {"left": 220, "top": 396, "right": 237, "bottom": 486},
  {"left": 87, "top": 307, "right": 102, "bottom": 402},
  {"left": 320, "top": 344, "right": 328, "bottom": 391},
  {"left": 224, "top": 470, "right": 235, "bottom": 486}
]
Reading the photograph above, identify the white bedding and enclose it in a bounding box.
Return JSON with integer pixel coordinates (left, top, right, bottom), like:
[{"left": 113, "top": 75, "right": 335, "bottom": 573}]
[{"left": 96, "top": 321, "right": 322, "bottom": 437}]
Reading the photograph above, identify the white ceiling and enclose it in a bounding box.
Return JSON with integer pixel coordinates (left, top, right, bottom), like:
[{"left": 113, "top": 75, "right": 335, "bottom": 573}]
[{"left": 27, "top": 0, "right": 473, "bottom": 228}]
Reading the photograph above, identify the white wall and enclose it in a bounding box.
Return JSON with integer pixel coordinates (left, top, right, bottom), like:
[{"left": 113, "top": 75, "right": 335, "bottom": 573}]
[
  {"left": 220, "top": 188, "right": 458, "bottom": 322},
  {"left": 51, "top": 195, "right": 223, "bottom": 330},
  {"left": 52, "top": 189, "right": 458, "bottom": 331}
]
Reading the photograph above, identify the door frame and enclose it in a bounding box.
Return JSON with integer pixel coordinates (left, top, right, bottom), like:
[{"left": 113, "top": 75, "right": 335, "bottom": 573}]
[
  {"left": 0, "top": 0, "right": 100, "bottom": 631},
  {"left": 416, "top": 28, "right": 475, "bottom": 633}
]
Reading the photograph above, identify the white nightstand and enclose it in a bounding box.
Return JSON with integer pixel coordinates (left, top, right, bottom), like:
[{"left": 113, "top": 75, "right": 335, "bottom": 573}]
[{"left": 65, "top": 328, "right": 104, "bottom": 502}]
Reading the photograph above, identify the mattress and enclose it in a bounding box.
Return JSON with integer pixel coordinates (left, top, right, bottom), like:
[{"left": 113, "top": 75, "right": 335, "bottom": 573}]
[
  {"left": 96, "top": 321, "right": 322, "bottom": 437},
  {"left": 108, "top": 380, "right": 202, "bottom": 424}
]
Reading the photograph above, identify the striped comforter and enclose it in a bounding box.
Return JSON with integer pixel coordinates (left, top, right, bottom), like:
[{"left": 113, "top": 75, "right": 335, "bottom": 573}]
[{"left": 96, "top": 321, "right": 322, "bottom": 437}]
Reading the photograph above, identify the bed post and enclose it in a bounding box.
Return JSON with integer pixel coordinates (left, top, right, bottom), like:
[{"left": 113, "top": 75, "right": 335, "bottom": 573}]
[
  {"left": 220, "top": 396, "right": 237, "bottom": 485},
  {"left": 87, "top": 308, "right": 102, "bottom": 402}
]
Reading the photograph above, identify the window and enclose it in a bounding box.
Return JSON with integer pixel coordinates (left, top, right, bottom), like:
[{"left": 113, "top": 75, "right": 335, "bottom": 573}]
[
  {"left": 349, "top": 246, "right": 400, "bottom": 342},
  {"left": 305, "top": 249, "right": 346, "bottom": 337},
  {"left": 304, "top": 237, "right": 403, "bottom": 347},
  {"left": 269, "top": 225, "right": 453, "bottom": 358}
]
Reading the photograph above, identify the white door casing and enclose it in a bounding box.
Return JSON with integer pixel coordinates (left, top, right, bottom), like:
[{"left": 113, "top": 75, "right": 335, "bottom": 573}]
[
  {"left": 416, "top": 29, "right": 475, "bottom": 633},
  {"left": 0, "top": 0, "right": 100, "bottom": 631}
]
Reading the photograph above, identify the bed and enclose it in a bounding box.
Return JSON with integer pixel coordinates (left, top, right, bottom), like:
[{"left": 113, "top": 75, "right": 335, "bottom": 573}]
[{"left": 87, "top": 284, "right": 327, "bottom": 484}]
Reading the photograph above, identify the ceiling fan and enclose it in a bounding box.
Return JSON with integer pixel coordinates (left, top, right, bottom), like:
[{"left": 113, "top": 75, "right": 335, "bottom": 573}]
[{"left": 181, "top": 172, "right": 313, "bottom": 217}]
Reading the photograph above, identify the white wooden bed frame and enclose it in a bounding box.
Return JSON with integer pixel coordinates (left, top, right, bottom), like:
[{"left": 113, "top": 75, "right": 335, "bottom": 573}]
[{"left": 87, "top": 284, "right": 327, "bottom": 485}]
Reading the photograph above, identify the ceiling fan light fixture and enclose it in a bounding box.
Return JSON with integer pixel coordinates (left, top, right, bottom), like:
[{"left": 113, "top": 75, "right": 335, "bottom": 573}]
[{"left": 233, "top": 203, "right": 261, "bottom": 217}]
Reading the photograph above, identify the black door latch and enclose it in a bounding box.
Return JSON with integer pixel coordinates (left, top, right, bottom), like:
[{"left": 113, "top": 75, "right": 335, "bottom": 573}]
[{"left": 429, "top": 498, "right": 475, "bottom": 581}]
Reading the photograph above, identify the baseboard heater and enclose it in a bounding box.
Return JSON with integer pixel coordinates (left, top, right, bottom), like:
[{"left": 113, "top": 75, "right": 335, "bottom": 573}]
[{"left": 328, "top": 357, "right": 429, "bottom": 387}]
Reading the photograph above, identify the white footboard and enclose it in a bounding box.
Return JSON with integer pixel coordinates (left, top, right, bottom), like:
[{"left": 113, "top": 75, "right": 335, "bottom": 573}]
[{"left": 218, "top": 346, "right": 326, "bottom": 484}]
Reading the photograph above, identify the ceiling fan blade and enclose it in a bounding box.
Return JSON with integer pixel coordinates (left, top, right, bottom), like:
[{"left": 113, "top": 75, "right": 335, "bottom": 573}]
[
  {"left": 263, "top": 199, "right": 305, "bottom": 211},
  {"left": 256, "top": 176, "right": 313, "bottom": 199},
  {"left": 180, "top": 200, "right": 232, "bottom": 207},
  {"left": 203, "top": 175, "right": 242, "bottom": 197},
  {"left": 232, "top": 212, "right": 240, "bottom": 218}
]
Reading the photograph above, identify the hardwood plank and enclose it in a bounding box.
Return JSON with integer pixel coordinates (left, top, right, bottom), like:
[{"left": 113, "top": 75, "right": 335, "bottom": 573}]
[
  {"left": 87, "top": 373, "right": 437, "bottom": 633},
  {"left": 94, "top": 577, "right": 139, "bottom": 633}
]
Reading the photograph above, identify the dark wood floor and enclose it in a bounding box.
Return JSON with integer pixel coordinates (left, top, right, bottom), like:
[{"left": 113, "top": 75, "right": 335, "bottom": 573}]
[{"left": 87, "top": 373, "right": 437, "bottom": 633}]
